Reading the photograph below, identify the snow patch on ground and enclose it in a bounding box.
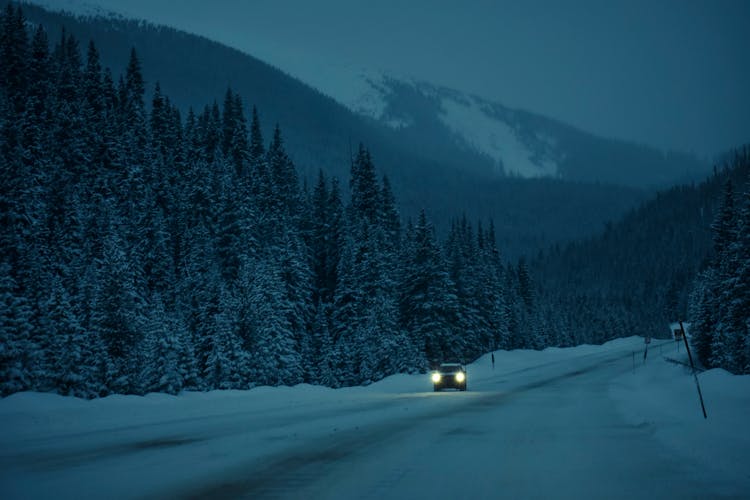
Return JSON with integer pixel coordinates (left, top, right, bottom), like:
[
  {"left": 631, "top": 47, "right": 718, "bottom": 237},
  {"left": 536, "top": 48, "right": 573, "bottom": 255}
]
[
  {"left": 609, "top": 345, "right": 750, "bottom": 494},
  {"left": 0, "top": 336, "right": 640, "bottom": 440},
  {"left": 438, "top": 96, "right": 558, "bottom": 178}
]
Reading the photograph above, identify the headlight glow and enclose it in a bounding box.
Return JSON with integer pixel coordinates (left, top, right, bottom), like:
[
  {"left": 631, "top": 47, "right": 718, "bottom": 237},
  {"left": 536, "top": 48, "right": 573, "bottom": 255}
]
[
  {"left": 431, "top": 373, "right": 441, "bottom": 383},
  {"left": 455, "top": 372, "right": 465, "bottom": 383}
]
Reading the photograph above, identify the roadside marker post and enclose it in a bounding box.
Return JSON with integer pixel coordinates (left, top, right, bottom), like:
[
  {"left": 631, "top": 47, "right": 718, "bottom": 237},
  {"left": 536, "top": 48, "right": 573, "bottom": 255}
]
[{"left": 679, "top": 321, "right": 708, "bottom": 419}]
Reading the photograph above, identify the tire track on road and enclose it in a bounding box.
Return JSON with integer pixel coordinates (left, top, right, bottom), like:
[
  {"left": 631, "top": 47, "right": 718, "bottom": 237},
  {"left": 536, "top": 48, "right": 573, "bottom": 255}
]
[{"left": 174, "top": 344, "right": 644, "bottom": 499}]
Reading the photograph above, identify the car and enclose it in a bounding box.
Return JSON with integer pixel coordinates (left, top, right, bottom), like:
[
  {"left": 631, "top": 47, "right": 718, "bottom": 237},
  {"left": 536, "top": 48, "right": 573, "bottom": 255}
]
[{"left": 431, "top": 363, "right": 467, "bottom": 391}]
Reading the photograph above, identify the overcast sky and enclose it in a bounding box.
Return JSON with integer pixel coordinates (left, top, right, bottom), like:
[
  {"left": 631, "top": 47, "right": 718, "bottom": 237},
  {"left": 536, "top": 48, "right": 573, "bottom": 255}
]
[{"left": 35, "top": 0, "right": 750, "bottom": 157}]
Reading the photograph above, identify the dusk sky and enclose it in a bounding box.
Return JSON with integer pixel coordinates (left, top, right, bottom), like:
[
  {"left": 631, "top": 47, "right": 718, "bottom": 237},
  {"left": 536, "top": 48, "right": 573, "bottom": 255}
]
[{"left": 34, "top": 0, "right": 750, "bottom": 157}]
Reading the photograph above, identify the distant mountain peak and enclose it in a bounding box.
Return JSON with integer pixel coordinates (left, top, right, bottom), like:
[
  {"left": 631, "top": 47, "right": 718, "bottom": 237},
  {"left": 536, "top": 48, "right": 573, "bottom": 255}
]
[
  {"left": 25, "top": 0, "right": 708, "bottom": 186},
  {"left": 436, "top": 91, "right": 560, "bottom": 178},
  {"left": 326, "top": 71, "right": 707, "bottom": 186},
  {"left": 335, "top": 74, "right": 562, "bottom": 178}
]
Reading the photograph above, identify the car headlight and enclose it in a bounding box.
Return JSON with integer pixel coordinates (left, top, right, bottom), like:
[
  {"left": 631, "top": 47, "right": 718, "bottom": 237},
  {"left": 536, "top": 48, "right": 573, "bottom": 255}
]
[
  {"left": 431, "top": 373, "right": 441, "bottom": 383},
  {"left": 455, "top": 372, "right": 465, "bottom": 383}
]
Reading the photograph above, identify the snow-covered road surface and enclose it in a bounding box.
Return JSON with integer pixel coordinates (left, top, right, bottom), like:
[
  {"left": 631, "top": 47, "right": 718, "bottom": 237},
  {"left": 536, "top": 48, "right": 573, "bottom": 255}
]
[{"left": 1, "top": 337, "right": 748, "bottom": 499}]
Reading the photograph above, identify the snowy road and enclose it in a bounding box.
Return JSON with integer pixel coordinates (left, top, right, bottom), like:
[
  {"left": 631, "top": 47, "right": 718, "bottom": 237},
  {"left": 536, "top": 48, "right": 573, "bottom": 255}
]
[{"left": 1, "top": 337, "right": 748, "bottom": 499}]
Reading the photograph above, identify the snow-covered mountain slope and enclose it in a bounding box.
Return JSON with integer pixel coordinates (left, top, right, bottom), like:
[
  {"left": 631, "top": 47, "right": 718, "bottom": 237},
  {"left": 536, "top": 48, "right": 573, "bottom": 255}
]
[
  {"left": 323, "top": 72, "right": 708, "bottom": 187},
  {"left": 13, "top": 1, "right": 656, "bottom": 260},
  {"left": 24, "top": 0, "right": 707, "bottom": 187},
  {"left": 436, "top": 91, "right": 558, "bottom": 177},
  {"left": 340, "top": 74, "right": 559, "bottom": 178}
]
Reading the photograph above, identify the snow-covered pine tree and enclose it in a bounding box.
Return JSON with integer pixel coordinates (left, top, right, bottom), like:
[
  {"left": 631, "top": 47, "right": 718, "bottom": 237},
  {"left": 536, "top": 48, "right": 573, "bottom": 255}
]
[
  {"left": 731, "top": 175, "right": 750, "bottom": 372},
  {"left": 707, "top": 180, "right": 738, "bottom": 369},
  {"left": 446, "top": 216, "right": 485, "bottom": 356},
  {"left": 502, "top": 265, "right": 523, "bottom": 349},
  {"left": 349, "top": 144, "right": 380, "bottom": 225},
  {"left": 241, "top": 258, "right": 302, "bottom": 387},
  {"left": 331, "top": 235, "right": 361, "bottom": 383},
  {"left": 267, "top": 125, "right": 299, "bottom": 217},
  {"left": 311, "top": 170, "right": 330, "bottom": 306},
  {"left": 379, "top": 174, "right": 401, "bottom": 250},
  {"left": 517, "top": 258, "right": 534, "bottom": 313},
  {"left": 121, "top": 47, "right": 148, "bottom": 166},
  {"left": 204, "top": 286, "right": 248, "bottom": 390},
  {"left": 213, "top": 151, "right": 244, "bottom": 281},
  {"left": 248, "top": 105, "right": 265, "bottom": 171},
  {"left": 0, "top": 4, "right": 29, "bottom": 114},
  {"left": 141, "top": 294, "right": 192, "bottom": 395},
  {"left": 310, "top": 303, "right": 338, "bottom": 386},
  {"left": 0, "top": 263, "right": 36, "bottom": 395},
  {"left": 42, "top": 274, "right": 102, "bottom": 398},
  {"left": 90, "top": 231, "right": 144, "bottom": 394},
  {"left": 711, "top": 166, "right": 749, "bottom": 373},
  {"left": 400, "top": 210, "right": 457, "bottom": 367},
  {"left": 479, "top": 220, "right": 509, "bottom": 352},
  {"left": 276, "top": 225, "right": 314, "bottom": 372},
  {"left": 325, "top": 177, "right": 344, "bottom": 304}
]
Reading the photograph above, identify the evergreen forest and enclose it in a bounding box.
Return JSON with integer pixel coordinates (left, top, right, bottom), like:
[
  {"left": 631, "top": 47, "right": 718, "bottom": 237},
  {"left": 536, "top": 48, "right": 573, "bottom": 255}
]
[
  {"left": 0, "top": 6, "right": 546, "bottom": 397},
  {"left": 534, "top": 150, "right": 750, "bottom": 373}
]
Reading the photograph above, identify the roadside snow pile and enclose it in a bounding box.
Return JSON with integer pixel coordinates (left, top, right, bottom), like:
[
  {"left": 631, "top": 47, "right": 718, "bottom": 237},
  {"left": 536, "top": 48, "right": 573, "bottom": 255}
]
[
  {"left": 0, "top": 337, "right": 643, "bottom": 431},
  {"left": 609, "top": 347, "right": 750, "bottom": 493}
]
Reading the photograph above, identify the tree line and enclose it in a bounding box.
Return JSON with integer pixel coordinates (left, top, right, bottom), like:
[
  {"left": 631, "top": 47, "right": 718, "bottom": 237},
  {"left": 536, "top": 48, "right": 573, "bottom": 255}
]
[
  {"left": 0, "top": 5, "right": 551, "bottom": 397},
  {"left": 534, "top": 149, "right": 749, "bottom": 373},
  {"left": 689, "top": 150, "right": 750, "bottom": 374}
]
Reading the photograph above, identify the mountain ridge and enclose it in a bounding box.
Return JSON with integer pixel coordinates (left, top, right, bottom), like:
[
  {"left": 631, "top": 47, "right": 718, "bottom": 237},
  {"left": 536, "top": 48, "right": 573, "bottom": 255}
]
[
  {"left": 24, "top": 0, "right": 709, "bottom": 188},
  {"left": 335, "top": 73, "right": 709, "bottom": 187},
  {"left": 13, "top": 0, "right": 659, "bottom": 257}
]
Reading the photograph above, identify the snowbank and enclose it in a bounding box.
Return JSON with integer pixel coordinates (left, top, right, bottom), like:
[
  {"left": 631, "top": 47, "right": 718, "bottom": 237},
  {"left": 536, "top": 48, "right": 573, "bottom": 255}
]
[{"left": 610, "top": 346, "right": 750, "bottom": 494}]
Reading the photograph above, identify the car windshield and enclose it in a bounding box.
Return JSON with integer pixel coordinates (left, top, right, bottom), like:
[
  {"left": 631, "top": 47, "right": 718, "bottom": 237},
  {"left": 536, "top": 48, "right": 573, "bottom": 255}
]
[{"left": 439, "top": 365, "right": 463, "bottom": 373}]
